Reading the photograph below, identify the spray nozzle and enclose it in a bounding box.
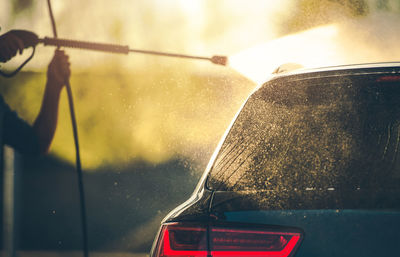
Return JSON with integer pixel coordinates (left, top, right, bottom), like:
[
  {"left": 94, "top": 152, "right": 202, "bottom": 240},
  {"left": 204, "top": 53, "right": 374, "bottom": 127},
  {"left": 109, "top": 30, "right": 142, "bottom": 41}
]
[{"left": 210, "top": 55, "right": 228, "bottom": 66}]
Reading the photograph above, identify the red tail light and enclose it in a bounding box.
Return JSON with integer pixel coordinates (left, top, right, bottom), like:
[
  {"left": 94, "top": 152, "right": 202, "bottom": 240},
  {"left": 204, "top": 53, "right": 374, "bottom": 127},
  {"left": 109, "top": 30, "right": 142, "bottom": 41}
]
[
  {"left": 159, "top": 224, "right": 208, "bottom": 257},
  {"left": 152, "top": 222, "right": 303, "bottom": 257}
]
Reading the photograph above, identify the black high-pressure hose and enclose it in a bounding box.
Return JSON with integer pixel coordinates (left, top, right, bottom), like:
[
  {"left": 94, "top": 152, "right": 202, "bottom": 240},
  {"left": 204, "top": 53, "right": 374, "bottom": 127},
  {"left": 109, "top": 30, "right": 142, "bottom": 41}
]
[
  {"left": 46, "top": 1, "right": 89, "bottom": 257},
  {"left": 65, "top": 81, "right": 89, "bottom": 257}
]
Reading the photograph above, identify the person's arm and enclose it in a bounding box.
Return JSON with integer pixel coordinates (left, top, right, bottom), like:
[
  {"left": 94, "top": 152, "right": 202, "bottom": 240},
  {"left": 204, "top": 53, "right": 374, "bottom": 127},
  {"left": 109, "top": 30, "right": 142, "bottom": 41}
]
[
  {"left": 33, "top": 50, "right": 70, "bottom": 154},
  {"left": 1, "top": 31, "right": 70, "bottom": 154}
]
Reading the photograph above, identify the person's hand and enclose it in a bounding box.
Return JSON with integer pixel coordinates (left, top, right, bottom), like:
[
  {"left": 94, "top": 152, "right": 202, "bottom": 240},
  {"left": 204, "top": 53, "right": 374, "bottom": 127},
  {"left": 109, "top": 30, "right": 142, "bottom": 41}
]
[
  {"left": 47, "top": 50, "right": 70, "bottom": 91},
  {"left": 0, "top": 30, "right": 25, "bottom": 62}
]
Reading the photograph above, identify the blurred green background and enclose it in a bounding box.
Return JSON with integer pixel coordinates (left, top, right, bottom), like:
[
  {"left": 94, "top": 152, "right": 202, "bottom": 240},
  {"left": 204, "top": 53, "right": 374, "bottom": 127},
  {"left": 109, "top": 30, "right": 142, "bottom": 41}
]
[{"left": 0, "top": 67, "right": 254, "bottom": 252}]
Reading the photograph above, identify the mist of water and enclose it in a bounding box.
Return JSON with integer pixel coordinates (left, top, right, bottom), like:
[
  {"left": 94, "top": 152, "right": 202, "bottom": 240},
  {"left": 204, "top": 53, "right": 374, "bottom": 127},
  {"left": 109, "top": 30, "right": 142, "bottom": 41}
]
[{"left": 229, "top": 12, "right": 400, "bottom": 84}]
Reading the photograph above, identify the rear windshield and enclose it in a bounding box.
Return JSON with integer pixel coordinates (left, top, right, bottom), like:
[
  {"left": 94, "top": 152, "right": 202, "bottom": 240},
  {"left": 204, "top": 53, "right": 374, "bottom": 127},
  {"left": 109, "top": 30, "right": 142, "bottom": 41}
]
[{"left": 208, "top": 74, "right": 400, "bottom": 197}]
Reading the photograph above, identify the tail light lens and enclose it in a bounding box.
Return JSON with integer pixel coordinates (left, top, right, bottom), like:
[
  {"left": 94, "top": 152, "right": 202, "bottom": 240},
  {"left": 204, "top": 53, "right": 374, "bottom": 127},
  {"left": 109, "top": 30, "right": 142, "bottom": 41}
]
[{"left": 152, "top": 222, "right": 303, "bottom": 257}]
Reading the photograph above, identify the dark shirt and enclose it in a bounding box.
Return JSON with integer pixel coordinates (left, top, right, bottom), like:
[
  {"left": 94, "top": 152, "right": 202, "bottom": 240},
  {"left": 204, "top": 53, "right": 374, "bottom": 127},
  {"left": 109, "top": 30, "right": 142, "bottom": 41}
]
[{"left": 0, "top": 95, "right": 40, "bottom": 155}]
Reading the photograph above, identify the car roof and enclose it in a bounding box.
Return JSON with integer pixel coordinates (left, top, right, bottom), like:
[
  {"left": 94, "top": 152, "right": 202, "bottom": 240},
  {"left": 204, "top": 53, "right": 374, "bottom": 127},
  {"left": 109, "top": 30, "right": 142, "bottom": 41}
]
[{"left": 267, "top": 62, "right": 400, "bottom": 83}]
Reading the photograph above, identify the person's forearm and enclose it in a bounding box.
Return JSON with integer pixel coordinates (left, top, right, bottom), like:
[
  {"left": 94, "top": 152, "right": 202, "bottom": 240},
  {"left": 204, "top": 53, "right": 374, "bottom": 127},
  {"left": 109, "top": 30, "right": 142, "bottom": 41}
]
[
  {"left": 33, "top": 50, "right": 69, "bottom": 154},
  {"left": 33, "top": 82, "right": 62, "bottom": 154}
]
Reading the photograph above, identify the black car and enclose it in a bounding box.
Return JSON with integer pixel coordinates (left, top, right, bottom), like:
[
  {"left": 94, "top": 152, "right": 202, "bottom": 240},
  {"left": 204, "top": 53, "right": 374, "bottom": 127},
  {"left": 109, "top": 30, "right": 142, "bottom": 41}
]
[{"left": 150, "top": 63, "right": 400, "bottom": 257}]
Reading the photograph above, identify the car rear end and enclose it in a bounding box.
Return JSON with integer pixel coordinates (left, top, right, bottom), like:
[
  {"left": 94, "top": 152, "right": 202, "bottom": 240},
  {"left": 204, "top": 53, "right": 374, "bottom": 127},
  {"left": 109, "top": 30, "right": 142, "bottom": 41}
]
[{"left": 151, "top": 64, "right": 400, "bottom": 257}]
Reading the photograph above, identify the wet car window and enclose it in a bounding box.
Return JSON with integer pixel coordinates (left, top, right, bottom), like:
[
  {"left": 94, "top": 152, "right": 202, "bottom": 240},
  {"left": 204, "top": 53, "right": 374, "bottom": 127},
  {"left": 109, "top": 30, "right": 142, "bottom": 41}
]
[{"left": 208, "top": 75, "right": 400, "bottom": 198}]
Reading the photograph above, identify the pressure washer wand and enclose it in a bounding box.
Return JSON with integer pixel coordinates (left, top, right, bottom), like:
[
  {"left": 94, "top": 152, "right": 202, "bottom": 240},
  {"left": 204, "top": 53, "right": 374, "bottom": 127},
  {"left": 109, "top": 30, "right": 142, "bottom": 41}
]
[
  {"left": 129, "top": 48, "right": 228, "bottom": 66},
  {"left": 39, "top": 36, "right": 228, "bottom": 65},
  {"left": 0, "top": 30, "right": 228, "bottom": 77}
]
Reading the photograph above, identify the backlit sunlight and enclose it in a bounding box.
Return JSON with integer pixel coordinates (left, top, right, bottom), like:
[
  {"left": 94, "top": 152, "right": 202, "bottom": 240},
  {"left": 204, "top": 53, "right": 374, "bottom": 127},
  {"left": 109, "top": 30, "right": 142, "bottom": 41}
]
[{"left": 229, "top": 24, "right": 340, "bottom": 84}]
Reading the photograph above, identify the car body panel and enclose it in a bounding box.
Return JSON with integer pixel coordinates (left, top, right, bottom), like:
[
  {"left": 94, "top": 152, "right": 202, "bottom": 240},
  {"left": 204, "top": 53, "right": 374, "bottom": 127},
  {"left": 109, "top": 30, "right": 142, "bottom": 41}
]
[
  {"left": 152, "top": 63, "right": 400, "bottom": 257},
  {"left": 224, "top": 209, "right": 400, "bottom": 257}
]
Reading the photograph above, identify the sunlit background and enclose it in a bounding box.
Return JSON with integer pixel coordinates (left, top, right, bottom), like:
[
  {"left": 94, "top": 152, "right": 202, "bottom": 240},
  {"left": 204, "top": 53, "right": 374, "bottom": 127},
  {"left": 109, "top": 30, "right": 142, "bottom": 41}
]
[
  {"left": 2, "top": 0, "right": 400, "bottom": 168},
  {"left": 1, "top": 0, "right": 400, "bottom": 255}
]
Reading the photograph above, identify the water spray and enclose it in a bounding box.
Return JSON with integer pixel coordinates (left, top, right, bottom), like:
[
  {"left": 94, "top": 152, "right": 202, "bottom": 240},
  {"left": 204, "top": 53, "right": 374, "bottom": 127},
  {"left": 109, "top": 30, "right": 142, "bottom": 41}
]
[{"left": 0, "top": 30, "right": 228, "bottom": 77}]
